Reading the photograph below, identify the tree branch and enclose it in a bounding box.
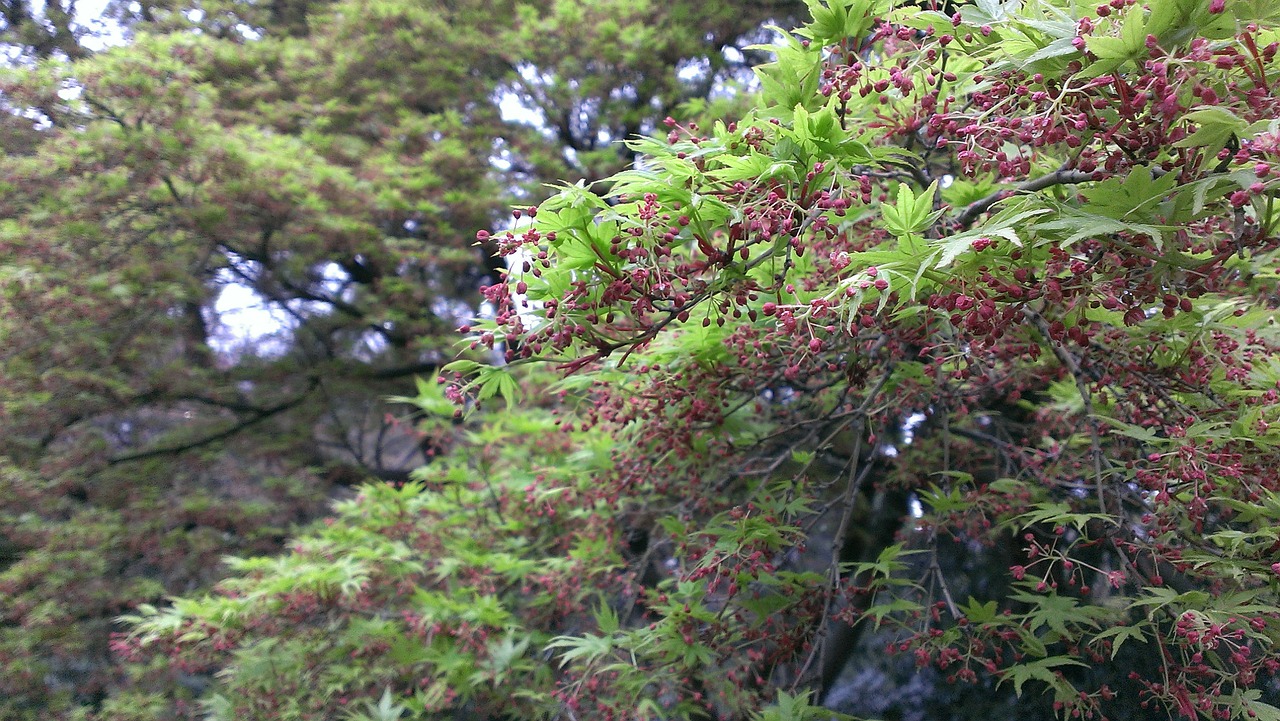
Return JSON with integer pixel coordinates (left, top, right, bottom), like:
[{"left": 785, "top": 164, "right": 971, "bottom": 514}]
[
  {"left": 106, "top": 379, "right": 319, "bottom": 465},
  {"left": 955, "top": 168, "right": 1093, "bottom": 229},
  {"left": 363, "top": 359, "right": 440, "bottom": 380}
]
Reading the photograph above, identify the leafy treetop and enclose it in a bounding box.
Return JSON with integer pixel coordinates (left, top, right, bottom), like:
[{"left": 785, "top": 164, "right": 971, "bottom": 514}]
[{"left": 130, "top": 0, "right": 1280, "bottom": 720}]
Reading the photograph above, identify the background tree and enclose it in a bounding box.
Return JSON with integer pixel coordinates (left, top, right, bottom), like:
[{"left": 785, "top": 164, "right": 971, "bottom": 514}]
[
  {"left": 130, "top": 0, "right": 1280, "bottom": 719},
  {"left": 0, "top": 0, "right": 805, "bottom": 717}
]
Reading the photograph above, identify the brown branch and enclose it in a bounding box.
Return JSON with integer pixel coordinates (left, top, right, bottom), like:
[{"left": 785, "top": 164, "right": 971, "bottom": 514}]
[
  {"left": 106, "top": 379, "right": 319, "bottom": 465},
  {"left": 955, "top": 167, "right": 1093, "bottom": 229},
  {"left": 793, "top": 365, "right": 895, "bottom": 697},
  {"left": 1021, "top": 307, "right": 1108, "bottom": 515}
]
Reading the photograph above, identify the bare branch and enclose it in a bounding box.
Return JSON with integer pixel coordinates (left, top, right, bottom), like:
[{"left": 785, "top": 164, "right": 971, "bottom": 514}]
[{"left": 106, "top": 379, "right": 319, "bottom": 465}]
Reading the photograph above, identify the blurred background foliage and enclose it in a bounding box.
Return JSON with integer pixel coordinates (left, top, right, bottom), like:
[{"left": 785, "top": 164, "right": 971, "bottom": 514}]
[{"left": 0, "top": 0, "right": 806, "bottom": 716}]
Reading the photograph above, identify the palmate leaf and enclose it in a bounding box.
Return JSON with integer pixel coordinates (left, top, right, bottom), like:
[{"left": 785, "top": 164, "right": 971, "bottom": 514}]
[
  {"left": 1093, "top": 624, "right": 1147, "bottom": 659},
  {"left": 1246, "top": 699, "right": 1280, "bottom": 721},
  {"left": 799, "top": 0, "right": 883, "bottom": 44},
  {"left": 387, "top": 375, "right": 456, "bottom": 417},
  {"left": 866, "top": 597, "right": 926, "bottom": 626},
  {"left": 931, "top": 205, "right": 1048, "bottom": 268},
  {"left": 1094, "top": 415, "right": 1163, "bottom": 443},
  {"left": 480, "top": 632, "right": 531, "bottom": 682},
  {"left": 348, "top": 687, "right": 409, "bottom": 721},
  {"left": 740, "top": 588, "right": 802, "bottom": 618},
  {"left": 1014, "top": 501, "right": 1117, "bottom": 532},
  {"left": 962, "top": 598, "right": 1002, "bottom": 624},
  {"left": 708, "top": 150, "right": 790, "bottom": 183},
  {"left": 441, "top": 364, "right": 522, "bottom": 410},
  {"left": 1079, "top": 167, "right": 1180, "bottom": 222},
  {"left": 1020, "top": 35, "right": 1079, "bottom": 66},
  {"left": 1011, "top": 589, "right": 1106, "bottom": 637},
  {"left": 755, "top": 690, "right": 860, "bottom": 721},
  {"left": 1002, "top": 656, "right": 1089, "bottom": 697},
  {"left": 545, "top": 631, "right": 615, "bottom": 668},
  {"left": 1082, "top": 3, "right": 1146, "bottom": 69},
  {"left": 1174, "top": 106, "right": 1251, "bottom": 162},
  {"left": 1129, "top": 586, "right": 1213, "bottom": 615},
  {"left": 883, "top": 181, "right": 942, "bottom": 238},
  {"left": 959, "top": 0, "right": 1017, "bottom": 26},
  {"left": 1034, "top": 206, "right": 1168, "bottom": 249},
  {"left": 1234, "top": 0, "right": 1280, "bottom": 23},
  {"left": 750, "top": 28, "right": 822, "bottom": 110}
]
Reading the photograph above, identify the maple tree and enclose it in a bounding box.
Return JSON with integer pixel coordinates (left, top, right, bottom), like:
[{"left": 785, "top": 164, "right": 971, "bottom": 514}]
[
  {"left": 0, "top": 0, "right": 804, "bottom": 718},
  {"left": 121, "top": 0, "right": 1280, "bottom": 719}
]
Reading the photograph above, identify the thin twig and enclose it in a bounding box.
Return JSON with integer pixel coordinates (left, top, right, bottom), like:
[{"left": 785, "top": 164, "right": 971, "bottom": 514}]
[
  {"left": 1021, "top": 307, "right": 1108, "bottom": 516},
  {"left": 792, "top": 365, "right": 895, "bottom": 693}
]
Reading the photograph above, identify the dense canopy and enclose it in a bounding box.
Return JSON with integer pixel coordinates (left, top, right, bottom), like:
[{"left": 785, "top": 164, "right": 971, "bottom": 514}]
[{"left": 0, "top": 0, "right": 806, "bottom": 717}]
